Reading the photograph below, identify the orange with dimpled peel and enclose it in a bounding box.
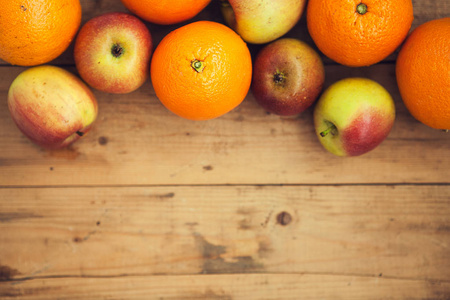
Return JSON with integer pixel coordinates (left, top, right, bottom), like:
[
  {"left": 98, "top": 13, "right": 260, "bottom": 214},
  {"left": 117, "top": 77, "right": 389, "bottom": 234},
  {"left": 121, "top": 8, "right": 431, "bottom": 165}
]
[
  {"left": 120, "top": 0, "right": 211, "bottom": 25},
  {"left": 396, "top": 17, "right": 450, "bottom": 130},
  {"left": 306, "top": 0, "right": 414, "bottom": 67},
  {"left": 0, "top": 0, "right": 81, "bottom": 66},
  {"left": 150, "top": 21, "right": 252, "bottom": 121}
]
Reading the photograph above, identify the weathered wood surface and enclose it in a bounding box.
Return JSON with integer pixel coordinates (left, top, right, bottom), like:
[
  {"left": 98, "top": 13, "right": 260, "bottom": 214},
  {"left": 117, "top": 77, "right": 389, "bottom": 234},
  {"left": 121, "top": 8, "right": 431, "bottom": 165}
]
[
  {"left": 1, "top": 274, "right": 450, "bottom": 300},
  {"left": 1, "top": 185, "right": 449, "bottom": 298},
  {"left": 1, "top": 64, "right": 449, "bottom": 186},
  {"left": 0, "top": 0, "right": 449, "bottom": 299}
]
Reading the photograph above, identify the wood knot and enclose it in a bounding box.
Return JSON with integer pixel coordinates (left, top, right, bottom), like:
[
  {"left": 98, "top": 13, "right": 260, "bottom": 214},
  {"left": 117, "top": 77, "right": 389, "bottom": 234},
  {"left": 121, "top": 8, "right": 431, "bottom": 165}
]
[
  {"left": 98, "top": 136, "right": 108, "bottom": 145},
  {"left": 276, "top": 211, "right": 292, "bottom": 226}
]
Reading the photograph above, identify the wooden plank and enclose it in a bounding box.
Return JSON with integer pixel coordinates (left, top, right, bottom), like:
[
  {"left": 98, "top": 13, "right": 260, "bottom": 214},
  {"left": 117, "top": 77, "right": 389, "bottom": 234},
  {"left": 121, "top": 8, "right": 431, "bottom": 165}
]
[
  {"left": 0, "top": 64, "right": 449, "bottom": 186},
  {"left": 1, "top": 2, "right": 448, "bottom": 300},
  {"left": 1, "top": 273, "right": 449, "bottom": 300},
  {"left": 0, "top": 0, "right": 448, "bottom": 66},
  {"left": 1, "top": 185, "right": 449, "bottom": 281},
  {"left": 411, "top": 0, "right": 450, "bottom": 26}
]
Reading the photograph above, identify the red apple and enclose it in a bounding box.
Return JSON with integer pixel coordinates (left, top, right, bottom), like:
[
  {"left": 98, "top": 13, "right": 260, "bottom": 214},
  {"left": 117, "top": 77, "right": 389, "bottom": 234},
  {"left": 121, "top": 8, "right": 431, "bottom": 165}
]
[
  {"left": 313, "top": 78, "right": 396, "bottom": 156},
  {"left": 74, "top": 12, "right": 153, "bottom": 94},
  {"left": 251, "top": 38, "right": 325, "bottom": 116},
  {"left": 7, "top": 65, "right": 98, "bottom": 149}
]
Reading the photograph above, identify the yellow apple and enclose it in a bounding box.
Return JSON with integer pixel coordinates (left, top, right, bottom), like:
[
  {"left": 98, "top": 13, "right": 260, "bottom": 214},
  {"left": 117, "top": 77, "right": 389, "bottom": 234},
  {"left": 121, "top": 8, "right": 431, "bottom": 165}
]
[
  {"left": 8, "top": 66, "right": 98, "bottom": 149},
  {"left": 220, "top": 0, "right": 306, "bottom": 44}
]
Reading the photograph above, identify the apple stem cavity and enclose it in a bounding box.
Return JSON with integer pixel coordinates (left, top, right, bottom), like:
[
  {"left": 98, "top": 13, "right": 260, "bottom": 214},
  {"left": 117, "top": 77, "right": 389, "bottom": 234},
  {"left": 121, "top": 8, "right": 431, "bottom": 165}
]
[
  {"left": 273, "top": 72, "right": 285, "bottom": 85},
  {"left": 111, "top": 43, "right": 124, "bottom": 58},
  {"left": 320, "top": 122, "right": 338, "bottom": 137},
  {"left": 76, "top": 131, "right": 84, "bottom": 137},
  {"left": 356, "top": 3, "right": 368, "bottom": 15},
  {"left": 191, "top": 59, "right": 205, "bottom": 73}
]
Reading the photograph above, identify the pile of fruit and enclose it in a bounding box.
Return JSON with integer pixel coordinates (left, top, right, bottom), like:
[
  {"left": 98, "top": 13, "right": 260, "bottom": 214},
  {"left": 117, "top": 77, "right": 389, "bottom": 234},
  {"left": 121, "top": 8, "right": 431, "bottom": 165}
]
[{"left": 1, "top": 0, "right": 448, "bottom": 156}]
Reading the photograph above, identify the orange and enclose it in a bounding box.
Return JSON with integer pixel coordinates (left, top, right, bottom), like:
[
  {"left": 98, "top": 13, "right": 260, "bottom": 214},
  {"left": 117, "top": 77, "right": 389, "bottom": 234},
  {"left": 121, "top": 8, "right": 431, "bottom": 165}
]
[
  {"left": 150, "top": 21, "right": 252, "bottom": 121},
  {"left": 120, "top": 0, "right": 211, "bottom": 25},
  {"left": 396, "top": 17, "right": 450, "bottom": 130},
  {"left": 306, "top": 0, "right": 414, "bottom": 67},
  {"left": 0, "top": 0, "right": 82, "bottom": 66}
]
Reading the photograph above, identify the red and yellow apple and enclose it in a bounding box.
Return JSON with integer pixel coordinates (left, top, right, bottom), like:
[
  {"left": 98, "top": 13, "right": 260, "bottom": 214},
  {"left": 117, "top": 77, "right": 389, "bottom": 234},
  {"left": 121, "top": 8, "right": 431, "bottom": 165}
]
[
  {"left": 313, "top": 78, "right": 395, "bottom": 156},
  {"left": 7, "top": 65, "right": 98, "bottom": 149},
  {"left": 220, "top": 0, "right": 306, "bottom": 44},
  {"left": 251, "top": 38, "right": 325, "bottom": 116},
  {"left": 74, "top": 12, "right": 153, "bottom": 94}
]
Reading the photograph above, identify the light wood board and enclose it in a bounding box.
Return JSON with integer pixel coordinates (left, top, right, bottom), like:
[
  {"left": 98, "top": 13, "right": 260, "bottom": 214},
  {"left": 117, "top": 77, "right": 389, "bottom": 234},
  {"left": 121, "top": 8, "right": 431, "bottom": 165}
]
[{"left": 0, "top": 0, "right": 449, "bottom": 299}]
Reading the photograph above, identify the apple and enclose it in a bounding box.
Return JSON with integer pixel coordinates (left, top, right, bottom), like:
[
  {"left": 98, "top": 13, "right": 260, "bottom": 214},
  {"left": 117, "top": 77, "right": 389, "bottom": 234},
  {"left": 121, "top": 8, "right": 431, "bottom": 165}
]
[
  {"left": 313, "top": 78, "right": 395, "bottom": 156},
  {"left": 7, "top": 65, "right": 98, "bottom": 149},
  {"left": 74, "top": 12, "right": 153, "bottom": 94},
  {"left": 251, "top": 38, "right": 325, "bottom": 116},
  {"left": 220, "top": 0, "right": 306, "bottom": 44}
]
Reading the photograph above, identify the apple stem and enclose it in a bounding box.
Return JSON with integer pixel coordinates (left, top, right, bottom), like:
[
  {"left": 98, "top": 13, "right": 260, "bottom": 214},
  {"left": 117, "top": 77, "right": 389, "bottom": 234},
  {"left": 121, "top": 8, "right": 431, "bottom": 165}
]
[
  {"left": 111, "top": 44, "right": 124, "bottom": 58},
  {"left": 356, "top": 3, "right": 368, "bottom": 15},
  {"left": 320, "top": 124, "right": 337, "bottom": 137},
  {"left": 220, "top": 0, "right": 231, "bottom": 7},
  {"left": 191, "top": 59, "right": 205, "bottom": 73},
  {"left": 76, "top": 131, "right": 84, "bottom": 137}
]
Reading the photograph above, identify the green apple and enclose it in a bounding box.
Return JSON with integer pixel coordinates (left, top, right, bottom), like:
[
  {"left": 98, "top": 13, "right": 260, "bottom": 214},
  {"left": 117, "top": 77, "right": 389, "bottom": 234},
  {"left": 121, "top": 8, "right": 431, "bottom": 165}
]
[
  {"left": 313, "top": 78, "right": 395, "bottom": 156},
  {"left": 74, "top": 12, "right": 153, "bottom": 94},
  {"left": 220, "top": 0, "right": 306, "bottom": 44},
  {"left": 8, "top": 65, "right": 98, "bottom": 149},
  {"left": 251, "top": 38, "right": 325, "bottom": 116}
]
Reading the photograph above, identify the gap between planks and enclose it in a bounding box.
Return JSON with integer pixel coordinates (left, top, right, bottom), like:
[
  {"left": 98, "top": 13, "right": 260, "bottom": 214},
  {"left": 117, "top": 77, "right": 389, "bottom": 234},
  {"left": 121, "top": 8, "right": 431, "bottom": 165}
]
[
  {"left": 3, "top": 271, "right": 450, "bottom": 285},
  {"left": 0, "top": 182, "right": 449, "bottom": 189}
]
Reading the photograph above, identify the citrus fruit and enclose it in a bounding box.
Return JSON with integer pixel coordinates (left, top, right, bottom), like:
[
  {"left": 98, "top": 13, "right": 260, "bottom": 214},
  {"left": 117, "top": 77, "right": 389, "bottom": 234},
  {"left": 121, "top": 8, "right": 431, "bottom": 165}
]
[
  {"left": 396, "top": 17, "right": 450, "bottom": 130},
  {"left": 150, "top": 21, "right": 252, "bottom": 121},
  {"left": 120, "top": 0, "right": 211, "bottom": 25},
  {"left": 0, "top": 0, "right": 82, "bottom": 66},
  {"left": 306, "top": 0, "right": 414, "bottom": 67}
]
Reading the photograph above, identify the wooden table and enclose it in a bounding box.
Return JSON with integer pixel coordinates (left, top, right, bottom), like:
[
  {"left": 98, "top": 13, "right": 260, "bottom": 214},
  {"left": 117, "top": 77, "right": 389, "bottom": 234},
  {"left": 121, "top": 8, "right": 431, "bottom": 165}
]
[{"left": 1, "top": 1, "right": 449, "bottom": 299}]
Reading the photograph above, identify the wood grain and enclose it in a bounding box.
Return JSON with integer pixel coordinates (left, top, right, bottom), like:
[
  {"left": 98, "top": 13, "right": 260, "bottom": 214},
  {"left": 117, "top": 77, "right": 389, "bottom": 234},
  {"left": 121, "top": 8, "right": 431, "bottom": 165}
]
[
  {"left": 1, "top": 273, "right": 449, "bottom": 300},
  {"left": 1, "top": 64, "right": 449, "bottom": 186},
  {"left": 0, "top": 185, "right": 449, "bottom": 281},
  {"left": 0, "top": 0, "right": 449, "bottom": 299}
]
